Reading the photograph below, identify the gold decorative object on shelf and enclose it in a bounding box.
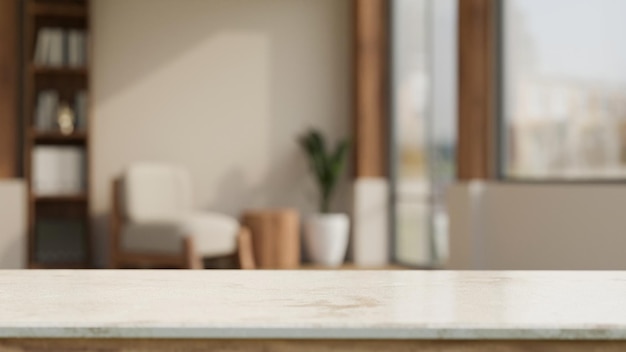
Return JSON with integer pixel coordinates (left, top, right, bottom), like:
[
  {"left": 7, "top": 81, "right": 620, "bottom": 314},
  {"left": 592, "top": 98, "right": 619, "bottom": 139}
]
[{"left": 57, "top": 102, "right": 76, "bottom": 135}]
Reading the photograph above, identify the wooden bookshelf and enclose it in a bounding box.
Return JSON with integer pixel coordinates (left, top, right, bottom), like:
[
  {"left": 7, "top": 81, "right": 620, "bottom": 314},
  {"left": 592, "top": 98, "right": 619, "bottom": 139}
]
[
  {"left": 28, "top": 261, "right": 87, "bottom": 269},
  {"left": 0, "top": 0, "right": 19, "bottom": 178},
  {"left": 30, "top": 65, "right": 88, "bottom": 76},
  {"left": 33, "top": 194, "right": 88, "bottom": 203},
  {"left": 22, "top": 0, "right": 91, "bottom": 269},
  {"left": 32, "top": 129, "right": 87, "bottom": 144},
  {"left": 27, "top": 2, "right": 87, "bottom": 18}
]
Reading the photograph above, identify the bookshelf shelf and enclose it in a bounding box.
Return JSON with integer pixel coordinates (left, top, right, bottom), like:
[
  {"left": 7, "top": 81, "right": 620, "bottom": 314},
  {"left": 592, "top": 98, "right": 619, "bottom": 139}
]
[
  {"left": 32, "top": 130, "right": 87, "bottom": 145},
  {"left": 29, "top": 262, "right": 88, "bottom": 269},
  {"left": 33, "top": 194, "right": 88, "bottom": 203},
  {"left": 28, "top": 2, "right": 87, "bottom": 18},
  {"left": 23, "top": 0, "right": 91, "bottom": 269},
  {"left": 30, "top": 65, "right": 88, "bottom": 76}
]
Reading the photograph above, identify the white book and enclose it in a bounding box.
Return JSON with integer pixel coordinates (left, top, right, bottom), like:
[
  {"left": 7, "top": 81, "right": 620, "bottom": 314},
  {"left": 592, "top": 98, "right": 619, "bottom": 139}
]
[
  {"left": 53, "top": 148, "right": 64, "bottom": 195},
  {"left": 33, "top": 147, "right": 61, "bottom": 195},
  {"left": 33, "top": 147, "right": 85, "bottom": 196},
  {"left": 34, "top": 92, "right": 48, "bottom": 130},
  {"left": 74, "top": 91, "right": 88, "bottom": 130},
  {"left": 47, "top": 91, "right": 58, "bottom": 130},
  {"left": 67, "top": 30, "right": 82, "bottom": 67},
  {"left": 40, "top": 93, "right": 52, "bottom": 130},
  {"left": 61, "top": 29, "right": 68, "bottom": 66},
  {"left": 33, "top": 28, "right": 52, "bottom": 65},
  {"left": 47, "top": 29, "right": 65, "bottom": 67},
  {"left": 78, "top": 148, "right": 86, "bottom": 192},
  {"left": 32, "top": 147, "right": 44, "bottom": 194},
  {"left": 59, "top": 148, "right": 83, "bottom": 194},
  {"left": 80, "top": 32, "right": 88, "bottom": 66},
  {"left": 71, "top": 147, "right": 85, "bottom": 194},
  {"left": 67, "top": 30, "right": 76, "bottom": 67},
  {"left": 45, "top": 91, "right": 59, "bottom": 130},
  {"left": 34, "top": 91, "right": 59, "bottom": 131}
]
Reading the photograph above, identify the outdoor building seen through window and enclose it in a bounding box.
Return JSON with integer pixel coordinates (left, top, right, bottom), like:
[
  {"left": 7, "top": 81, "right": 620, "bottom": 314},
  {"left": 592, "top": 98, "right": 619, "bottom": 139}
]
[{"left": 501, "top": 0, "right": 626, "bottom": 180}]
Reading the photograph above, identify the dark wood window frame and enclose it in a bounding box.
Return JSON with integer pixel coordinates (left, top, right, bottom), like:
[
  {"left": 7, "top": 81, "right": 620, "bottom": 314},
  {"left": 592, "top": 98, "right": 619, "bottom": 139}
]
[
  {"left": 353, "top": 0, "right": 389, "bottom": 179},
  {"left": 458, "top": 0, "right": 497, "bottom": 181}
]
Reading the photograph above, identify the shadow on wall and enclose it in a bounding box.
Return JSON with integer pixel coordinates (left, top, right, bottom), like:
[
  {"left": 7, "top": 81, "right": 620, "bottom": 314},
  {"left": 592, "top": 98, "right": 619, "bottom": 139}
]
[{"left": 91, "top": 0, "right": 351, "bottom": 267}]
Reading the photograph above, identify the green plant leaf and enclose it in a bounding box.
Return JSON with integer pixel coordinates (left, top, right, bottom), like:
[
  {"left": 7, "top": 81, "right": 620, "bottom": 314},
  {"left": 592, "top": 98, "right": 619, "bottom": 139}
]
[{"left": 297, "top": 129, "right": 350, "bottom": 213}]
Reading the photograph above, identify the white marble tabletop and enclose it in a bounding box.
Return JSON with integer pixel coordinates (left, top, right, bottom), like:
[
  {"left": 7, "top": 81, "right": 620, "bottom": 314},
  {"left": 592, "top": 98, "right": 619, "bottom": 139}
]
[{"left": 1, "top": 270, "right": 626, "bottom": 340}]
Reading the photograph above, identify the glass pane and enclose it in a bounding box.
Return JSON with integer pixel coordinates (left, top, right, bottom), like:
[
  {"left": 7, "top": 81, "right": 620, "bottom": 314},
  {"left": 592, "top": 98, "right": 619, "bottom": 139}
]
[
  {"left": 502, "top": 0, "right": 626, "bottom": 179},
  {"left": 393, "top": 0, "right": 428, "bottom": 182},
  {"left": 391, "top": 0, "right": 457, "bottom": 266}
]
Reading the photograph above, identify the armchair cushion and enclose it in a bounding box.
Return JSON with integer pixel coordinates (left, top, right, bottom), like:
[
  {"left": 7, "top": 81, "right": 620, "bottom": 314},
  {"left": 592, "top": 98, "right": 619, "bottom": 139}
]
[
  {"left": 124, "top": 163, "right": 192, "bottom": 223},
  {"left": 182, "top": 212, "right": 239, "bottom": 258}
]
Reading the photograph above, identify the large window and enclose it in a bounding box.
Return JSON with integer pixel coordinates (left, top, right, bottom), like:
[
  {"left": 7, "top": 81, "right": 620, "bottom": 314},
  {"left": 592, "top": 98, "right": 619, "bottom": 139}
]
[
  {"left": 391, "top": 0, "right": 457, "bottom": 266},
  {"left": 501, "top": 0, "right": 626, "bottom": 180}
]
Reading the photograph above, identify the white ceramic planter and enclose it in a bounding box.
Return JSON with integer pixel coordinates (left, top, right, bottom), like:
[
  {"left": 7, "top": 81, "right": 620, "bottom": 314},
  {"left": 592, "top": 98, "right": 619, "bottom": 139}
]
[{"left": 304, "top": 213, "right": 350, "bottom": 266}]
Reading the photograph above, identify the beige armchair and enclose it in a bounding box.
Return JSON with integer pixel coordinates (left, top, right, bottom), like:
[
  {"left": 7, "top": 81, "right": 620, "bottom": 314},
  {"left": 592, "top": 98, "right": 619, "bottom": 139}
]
[{"left": 110, "top": 163, "right": 255, "bottom": 269}]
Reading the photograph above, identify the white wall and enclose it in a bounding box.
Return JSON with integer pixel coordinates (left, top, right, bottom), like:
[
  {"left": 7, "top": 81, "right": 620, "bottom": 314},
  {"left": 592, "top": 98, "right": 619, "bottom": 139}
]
[
  {"left": 91, "top": 0, "right": 351, "bottom": 267},
  {"left": 0, "top": 180, "right": 26, "bottom": 269},
  {"left": 447, "top": 182, "right": 626, "bottom": 270}
]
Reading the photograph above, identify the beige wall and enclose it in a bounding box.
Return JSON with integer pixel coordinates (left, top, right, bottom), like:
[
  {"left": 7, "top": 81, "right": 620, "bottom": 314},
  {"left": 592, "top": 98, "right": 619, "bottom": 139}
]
[{"left": 92, "top": 0, "right": 351, "bottom": 267}]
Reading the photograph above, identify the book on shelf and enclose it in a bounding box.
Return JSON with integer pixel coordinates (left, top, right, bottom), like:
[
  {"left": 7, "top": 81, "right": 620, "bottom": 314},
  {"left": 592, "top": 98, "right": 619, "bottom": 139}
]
[
  {"left": 34, "top": 28, "right": 64, "bottom": 67},
  {"left": 33, "top": 27, "right": 88, "bottom": 68},
  {"left": 74, "top": 90, "right": 88, "bottom": 131},
  {"left": 33, "top": 28, "right": 52, "bottom": 65},
  {"left": 67, "top": 30, "right": 87, "bottom": 67},
  {"left": 34, "top": 90, "right": 59, "bottom": 131},
  {"left": 32, "top": 146, "right": 86, "bottom": 196},
  {"left": 35, "top": 218, "right": 86, "bottom": 264},
  {"left": 35, "top": 90, "right": 88, "bottom": 133}
]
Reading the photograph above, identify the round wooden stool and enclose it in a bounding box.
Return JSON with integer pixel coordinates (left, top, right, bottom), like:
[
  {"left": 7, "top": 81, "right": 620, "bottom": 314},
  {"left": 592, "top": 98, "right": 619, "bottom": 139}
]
[{"left": 242, "top": 209, "right": 300, "bottom": 269}]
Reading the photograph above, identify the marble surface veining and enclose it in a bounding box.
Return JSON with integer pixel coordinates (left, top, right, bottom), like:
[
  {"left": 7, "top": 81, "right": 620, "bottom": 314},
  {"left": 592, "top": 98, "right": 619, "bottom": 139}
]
[{"left": 1, "top": 270, "right": 626, "bottom": 339}]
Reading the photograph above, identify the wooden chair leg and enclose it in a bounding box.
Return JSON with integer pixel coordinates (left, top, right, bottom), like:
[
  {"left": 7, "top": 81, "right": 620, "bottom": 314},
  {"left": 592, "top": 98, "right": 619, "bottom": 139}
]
[
  {"left": 237, "top": 226, "right": 256, "bottom": 270},
  {"left": 183, "top": 237, "right": 203, "bottom": 269}
]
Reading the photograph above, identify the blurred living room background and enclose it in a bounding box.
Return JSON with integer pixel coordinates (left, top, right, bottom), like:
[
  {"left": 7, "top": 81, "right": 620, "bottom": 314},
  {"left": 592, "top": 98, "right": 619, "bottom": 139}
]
[{"left": 2, "top": 0, "right": 626, "bottom": 270}]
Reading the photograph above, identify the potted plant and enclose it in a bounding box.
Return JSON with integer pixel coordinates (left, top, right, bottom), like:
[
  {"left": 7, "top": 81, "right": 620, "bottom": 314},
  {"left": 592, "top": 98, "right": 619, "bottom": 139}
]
[{"left": 298, "top": 129, "right": 350, "bottom": 266}]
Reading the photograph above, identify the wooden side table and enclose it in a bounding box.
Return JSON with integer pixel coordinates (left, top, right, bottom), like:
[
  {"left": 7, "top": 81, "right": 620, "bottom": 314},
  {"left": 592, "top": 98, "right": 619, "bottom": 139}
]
[{"left": 242, "top": 209, "right": 300, "bottom": 269}]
